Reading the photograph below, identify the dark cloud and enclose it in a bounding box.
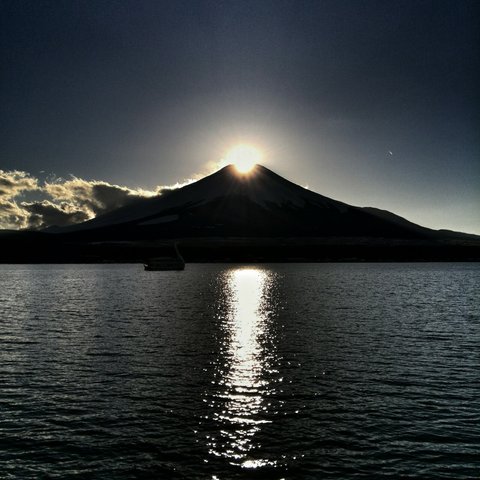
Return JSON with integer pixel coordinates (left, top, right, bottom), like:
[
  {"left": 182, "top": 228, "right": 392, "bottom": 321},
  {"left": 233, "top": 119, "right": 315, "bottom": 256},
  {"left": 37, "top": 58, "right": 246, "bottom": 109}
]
[
  {"left": 0, "top": 170, "right": 171, "bottom": 230},
  {"left": 44, "top": 178, "right": 156, "bottom": 217},
  {"left": 21, "top": 201, "right": 91, "bottom": 229}
]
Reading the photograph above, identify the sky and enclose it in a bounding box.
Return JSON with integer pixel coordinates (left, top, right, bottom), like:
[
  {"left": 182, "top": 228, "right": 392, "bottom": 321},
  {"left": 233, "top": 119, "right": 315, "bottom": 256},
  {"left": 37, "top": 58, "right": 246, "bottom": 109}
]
[{"left": 1, "top": 0, "right": 479, "bottom": 233}]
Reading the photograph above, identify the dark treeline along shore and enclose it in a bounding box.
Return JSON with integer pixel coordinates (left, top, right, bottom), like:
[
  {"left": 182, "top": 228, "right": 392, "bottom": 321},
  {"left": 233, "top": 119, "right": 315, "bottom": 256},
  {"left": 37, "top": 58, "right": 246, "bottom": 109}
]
[{"left": 1, "top": 165, "right": 479, "bottom": 263}]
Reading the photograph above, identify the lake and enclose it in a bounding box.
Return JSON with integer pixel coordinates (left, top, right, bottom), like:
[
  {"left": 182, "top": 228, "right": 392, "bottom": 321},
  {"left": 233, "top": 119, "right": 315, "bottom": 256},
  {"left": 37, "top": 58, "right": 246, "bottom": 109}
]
[{"left": 0, "top": 263, "right": 479, "bottom": 479}]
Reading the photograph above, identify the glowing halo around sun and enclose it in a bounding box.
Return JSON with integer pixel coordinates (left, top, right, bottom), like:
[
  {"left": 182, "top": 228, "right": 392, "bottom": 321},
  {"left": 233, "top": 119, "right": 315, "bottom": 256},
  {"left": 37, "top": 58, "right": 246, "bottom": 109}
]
[{"left": 225, "top": 144, "right": 261, "bottom": 173}]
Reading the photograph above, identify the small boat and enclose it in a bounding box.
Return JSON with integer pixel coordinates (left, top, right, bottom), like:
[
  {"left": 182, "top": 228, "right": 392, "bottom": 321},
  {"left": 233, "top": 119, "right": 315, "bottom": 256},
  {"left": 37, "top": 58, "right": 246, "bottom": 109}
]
[{"left": 144, "top": 243, "right": 185, "bottom": 271}]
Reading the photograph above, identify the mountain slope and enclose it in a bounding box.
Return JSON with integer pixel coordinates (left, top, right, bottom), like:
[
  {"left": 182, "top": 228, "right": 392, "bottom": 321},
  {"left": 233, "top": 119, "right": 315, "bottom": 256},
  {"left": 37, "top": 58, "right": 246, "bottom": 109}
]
[{"left": 54, "top": 164, "right": 456, "bottom": 240}]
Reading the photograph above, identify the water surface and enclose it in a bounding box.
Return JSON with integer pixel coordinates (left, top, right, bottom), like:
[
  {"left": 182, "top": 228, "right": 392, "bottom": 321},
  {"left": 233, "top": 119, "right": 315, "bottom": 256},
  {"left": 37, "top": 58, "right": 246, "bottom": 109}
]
[{"left": 0, "top": 263, "right": 479, "bottom": 479}]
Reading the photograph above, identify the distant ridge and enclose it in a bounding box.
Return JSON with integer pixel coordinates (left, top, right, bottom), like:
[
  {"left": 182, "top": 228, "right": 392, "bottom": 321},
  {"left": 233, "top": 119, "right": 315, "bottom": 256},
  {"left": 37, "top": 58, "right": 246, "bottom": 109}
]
[
  {"left": 51, "top": 164, "right": 473, "bottom": 240},
  {"left": 1, "top": 165, "right": 479, "bottom": 262}
]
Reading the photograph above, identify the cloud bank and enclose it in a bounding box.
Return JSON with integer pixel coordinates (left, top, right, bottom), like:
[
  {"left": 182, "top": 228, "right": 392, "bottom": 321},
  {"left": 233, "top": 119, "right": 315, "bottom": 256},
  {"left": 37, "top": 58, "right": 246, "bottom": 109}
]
[{"left": 0, "top": 170, "right": 163, "bottom": 230}]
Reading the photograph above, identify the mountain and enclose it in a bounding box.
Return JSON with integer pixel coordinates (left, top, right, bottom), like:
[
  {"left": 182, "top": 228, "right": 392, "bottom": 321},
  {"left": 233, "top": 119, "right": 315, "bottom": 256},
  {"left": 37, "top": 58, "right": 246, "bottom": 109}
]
[
  {"left": 56, "top": 164, "right": 444, "bottom": 240},
  {"left": 2, "top": 164, "right": 479, "bottom": 262}
]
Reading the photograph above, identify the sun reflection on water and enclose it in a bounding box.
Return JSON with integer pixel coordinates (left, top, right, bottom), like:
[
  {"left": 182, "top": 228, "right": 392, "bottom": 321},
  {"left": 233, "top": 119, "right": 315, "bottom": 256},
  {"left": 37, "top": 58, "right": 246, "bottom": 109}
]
[{"left": 206, "top": 267, "right": 280, "bottom": 469}]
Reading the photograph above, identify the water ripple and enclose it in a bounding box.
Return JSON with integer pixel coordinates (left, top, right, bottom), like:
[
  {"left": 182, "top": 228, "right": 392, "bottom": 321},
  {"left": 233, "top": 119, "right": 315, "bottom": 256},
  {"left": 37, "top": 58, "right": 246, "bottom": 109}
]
[{"left": 0, "top": 263, "right": 479, "bottom": 479}]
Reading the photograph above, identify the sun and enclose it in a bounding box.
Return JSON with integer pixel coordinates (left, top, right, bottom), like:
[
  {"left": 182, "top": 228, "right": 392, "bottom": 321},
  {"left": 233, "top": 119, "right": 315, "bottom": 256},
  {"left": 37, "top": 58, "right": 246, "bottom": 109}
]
[{"left": 225, "top": 144, "right": 261, "bottom": 173}]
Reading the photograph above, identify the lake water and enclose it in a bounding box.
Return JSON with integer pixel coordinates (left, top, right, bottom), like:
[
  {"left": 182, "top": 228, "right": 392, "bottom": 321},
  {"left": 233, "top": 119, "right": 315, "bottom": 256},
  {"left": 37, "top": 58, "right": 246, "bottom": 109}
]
[{"left": 0, "top": 263, "right": 479, "bottom": 479}]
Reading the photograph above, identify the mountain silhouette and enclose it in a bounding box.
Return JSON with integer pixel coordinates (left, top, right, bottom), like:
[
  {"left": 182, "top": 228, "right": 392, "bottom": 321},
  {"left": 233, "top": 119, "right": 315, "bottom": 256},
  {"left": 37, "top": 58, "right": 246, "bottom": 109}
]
[
  {"left": 57, "top": 164, "right": 443, "bottom": 239},
  {"left": 2, "top": 164, "right": 479, "bottom": 262}
]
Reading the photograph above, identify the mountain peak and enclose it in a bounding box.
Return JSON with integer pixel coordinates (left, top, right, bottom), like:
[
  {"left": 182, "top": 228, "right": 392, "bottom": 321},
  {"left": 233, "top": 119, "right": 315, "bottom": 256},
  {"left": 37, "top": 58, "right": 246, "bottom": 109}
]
[
  {"left": 55, "top": 163, "right": 442, "bottom": 241},
  {"left": 213, "top": 163, "right": 300, "bottom": 189},
  {"left": 215, "top": 163, "right": 269, "bottom": 178},
  {"left": 59, "top": 163, "right": 336, "bottom": 232}
]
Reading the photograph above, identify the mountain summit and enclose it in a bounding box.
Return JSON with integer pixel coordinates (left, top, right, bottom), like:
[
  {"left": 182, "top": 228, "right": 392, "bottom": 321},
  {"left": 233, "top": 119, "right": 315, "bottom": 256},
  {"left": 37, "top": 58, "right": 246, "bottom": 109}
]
[
  {"left": 2, "top": 164, "right": 479, "bottom": 263},
  {"left": 59, "top": 164, "right": 436, "bottom": 239}
]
